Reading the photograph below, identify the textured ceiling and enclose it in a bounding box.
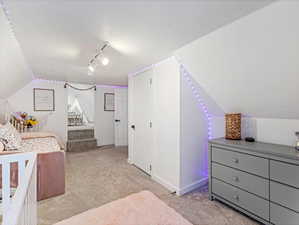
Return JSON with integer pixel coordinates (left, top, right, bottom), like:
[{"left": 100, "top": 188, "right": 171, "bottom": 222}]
[{"left": 5, "top": 0, "right": 273, "bottom": 85}]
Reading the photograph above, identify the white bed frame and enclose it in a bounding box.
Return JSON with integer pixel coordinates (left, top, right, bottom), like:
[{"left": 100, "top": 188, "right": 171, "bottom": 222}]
[
  {"left": 9, "top": 116, "right": 45, "bottom": 133},
  {"left": 1, "top": 152, "right": 37, "bottom": 225},
  {"left": 2, "top": 101, "right": 48, "bottom": 133}
]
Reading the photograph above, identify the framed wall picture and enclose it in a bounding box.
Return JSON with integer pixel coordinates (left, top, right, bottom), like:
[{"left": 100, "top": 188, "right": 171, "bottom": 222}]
[
  {"left": 104, "top": 93, "right": 114, "bottom": 111},
  {"left": 33, "top": 88, "right": 55, "bottom": 111}
]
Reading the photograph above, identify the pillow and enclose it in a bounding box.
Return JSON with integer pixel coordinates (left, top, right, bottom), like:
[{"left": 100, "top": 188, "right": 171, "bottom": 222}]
[
  {"left": 0, "top": 140, "right": 5, "bottom": 152},
  {"left": 0, "top": 138, "right": 9, "bottom": 152},
  {"left": 0, "top": 123, "right": 22, "bottom": 150}
]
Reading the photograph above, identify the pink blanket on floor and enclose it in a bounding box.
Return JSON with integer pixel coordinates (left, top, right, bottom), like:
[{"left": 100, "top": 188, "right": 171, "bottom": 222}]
[{"left": 54, "top": 191, "right": 193, "bottom": 225}]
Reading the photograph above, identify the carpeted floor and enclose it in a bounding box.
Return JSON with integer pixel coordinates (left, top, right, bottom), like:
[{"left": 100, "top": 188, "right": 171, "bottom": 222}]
[{"left": 38, "top": 147, "right": 258, "bottom": 225}]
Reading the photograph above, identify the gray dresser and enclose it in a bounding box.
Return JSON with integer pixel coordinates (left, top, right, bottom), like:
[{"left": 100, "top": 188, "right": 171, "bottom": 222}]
[{"left": 209, "top": 138, "right": 299, "bottom": 225}]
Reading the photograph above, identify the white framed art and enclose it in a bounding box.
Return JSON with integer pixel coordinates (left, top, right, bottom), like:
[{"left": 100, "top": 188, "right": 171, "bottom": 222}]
[
  {"left": 104, "top": 93, "right": 114, "bottom": 111},
  {"left": 33, "top": 88, "right": 55, "bottom": 111}
]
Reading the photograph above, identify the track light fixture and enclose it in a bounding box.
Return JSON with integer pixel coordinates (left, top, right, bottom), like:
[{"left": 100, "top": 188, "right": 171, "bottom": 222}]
[{"left": 88, "top": 41, "right": 110, "bottom": 75}]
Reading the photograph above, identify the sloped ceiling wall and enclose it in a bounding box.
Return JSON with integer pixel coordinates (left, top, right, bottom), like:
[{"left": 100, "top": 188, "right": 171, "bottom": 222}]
[
  {"left": 0, "top": 7, "right": 33, "bottom": 99},
  {"left": 5, "top": 0, "right": 272, "bottom": 85},
  {"left": 175, "top": 1, "right": 299, "bottom": 120}
]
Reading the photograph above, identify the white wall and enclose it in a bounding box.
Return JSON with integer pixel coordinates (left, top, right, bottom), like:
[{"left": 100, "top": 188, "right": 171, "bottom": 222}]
[
  {"left": 152, "top": 58, "right": 181, "bottom": 191},
  {"left": 175, "top": 1, "right": 299, "bottom": 146},
  {"left": 256, "top": 119, "right": 299, "bottom": 146},
  {"left": 7, "top": 80, "right": 68, "bottom": 144},
  {"left": 0, "top": 99, "right": 6, "bottom": 123},
  {"left": 212, "top": 116, "right": 299, "bottom": 146},
  {"left": 0, "top": 8, "right": 32, "bottom": 98},
  {"left": 179, "top": 70, "right": 210, "bottom": 195},
  {"left": 94, "top": 87, "right": 115, "bottom": 146}
]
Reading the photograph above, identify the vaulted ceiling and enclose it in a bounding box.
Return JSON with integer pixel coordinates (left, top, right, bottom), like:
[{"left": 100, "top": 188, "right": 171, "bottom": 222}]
[
  {"left": 0, "top": 7, "right": 32, "bottom": 99},
  {"left": 175, "top": 1, "right": 299, "bottom": 119},
  {"left": 5, "top": 0, "right": 273, "bottom": 86}
]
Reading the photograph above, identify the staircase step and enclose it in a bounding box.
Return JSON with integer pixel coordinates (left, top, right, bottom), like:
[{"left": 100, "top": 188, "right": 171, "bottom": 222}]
[
  {"left": 68, "top": 138, "right": 96, "bottom": 143},
  {"left": 67, "top": 138, "right": 97, "bottom": 152},
  {"left": 68, "top": 129, "right": 94, "bottom": 140}
]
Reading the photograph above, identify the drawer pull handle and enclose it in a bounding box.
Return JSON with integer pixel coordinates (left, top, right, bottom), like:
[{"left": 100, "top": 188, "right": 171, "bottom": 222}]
[
  {"left": 233, "top": 176, "right": 239, "bottom": 182},
  {"left": 233, "top": 195, "right": 239, "bottom": 201},
  {"left": 233, "top": 158, "right": 239, "bottom": 163}
]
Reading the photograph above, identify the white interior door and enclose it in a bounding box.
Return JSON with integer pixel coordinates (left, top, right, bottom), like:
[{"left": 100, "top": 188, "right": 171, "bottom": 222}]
[
  {"left": 130, "top": 70, "right": 153, "bottom": 174},
  {"left": 114, "top": 88, "right": 128, "bottom": 146}
]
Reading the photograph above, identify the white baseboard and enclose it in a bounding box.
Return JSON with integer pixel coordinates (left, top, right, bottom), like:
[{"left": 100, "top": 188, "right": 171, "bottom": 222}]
[
  {"left": 151, "top": 174, "right": 178, "bottom": 193},
  {"left": 127, "top": 158, "right": 133, "bottom": 164},
  {"left": 176, "top": 177, "right": 208, "bottom": 196}
]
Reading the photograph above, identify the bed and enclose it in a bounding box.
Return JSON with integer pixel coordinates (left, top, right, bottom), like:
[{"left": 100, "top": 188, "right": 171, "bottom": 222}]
[{"left": 1, "top": 132, "right": 65, "bottom": 201}]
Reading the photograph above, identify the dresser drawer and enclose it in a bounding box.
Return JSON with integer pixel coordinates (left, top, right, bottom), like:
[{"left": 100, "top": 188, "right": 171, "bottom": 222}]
[
  {"left": 212, "top": 147, "right": 269, "bottom": 178},
  {"left": 270, "top": 203, "right": 299, "bottom": 225},
  {"left": 270, "top": 181, "right": 299, "bottom": 212},
  {"left": 270, "top": 160, "right": 299, "bottom": 188},
  {"left": 212, "top": 163, "right": 269, "bottom": 199},
  {"left": 212, "top": 179, "right": 269, "bottom": 220}
]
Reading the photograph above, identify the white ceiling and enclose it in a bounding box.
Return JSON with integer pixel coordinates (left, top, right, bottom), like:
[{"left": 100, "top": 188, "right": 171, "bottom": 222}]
[
  {"left": 175, "top": 1, "right": 299, "bottom": 119},
  {"left": 0, "top": 8, "right": 32, "bottom": 99},
  {"left": 5, "top": 0, "right": 273, "bottom": 85}
]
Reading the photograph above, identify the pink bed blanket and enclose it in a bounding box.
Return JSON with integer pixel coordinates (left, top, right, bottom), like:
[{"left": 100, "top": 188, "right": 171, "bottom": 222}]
[
  {"left": 20, "top": 132, "right": 64, "bottom": 149},
  {"left": 0, "top": 132, "right": 65, "bottom": 201}
]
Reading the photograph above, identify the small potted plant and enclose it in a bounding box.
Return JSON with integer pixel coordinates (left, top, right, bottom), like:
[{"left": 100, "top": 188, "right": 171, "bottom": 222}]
[{"left": 26, "top": 115, "right": 39, "bottom": 129}]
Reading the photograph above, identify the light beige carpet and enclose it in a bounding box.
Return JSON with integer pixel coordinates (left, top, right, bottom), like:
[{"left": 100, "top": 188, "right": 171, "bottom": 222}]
[
  {"left": 39, "top": 147, "right": 258, "bottom": 225},
  {"left": 54, "top": 191, "right": 192, "bottom": 225}
]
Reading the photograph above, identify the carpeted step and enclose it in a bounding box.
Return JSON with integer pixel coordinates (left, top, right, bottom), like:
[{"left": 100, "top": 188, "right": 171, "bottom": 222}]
[
  {"left": 68, "top": 129, "right": 94, "bottom": 140},
  {"left": 67, "top": 138, "right": 97, "bottom": 152}
]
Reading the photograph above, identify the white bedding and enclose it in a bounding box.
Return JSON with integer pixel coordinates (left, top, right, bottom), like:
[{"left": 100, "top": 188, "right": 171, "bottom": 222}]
[{"left": 20, "top": 137, "right": 61, "bottom": 153}]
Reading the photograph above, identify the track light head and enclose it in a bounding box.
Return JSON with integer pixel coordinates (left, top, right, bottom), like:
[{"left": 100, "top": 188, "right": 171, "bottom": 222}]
[
  {"left": 88, "top": 65, "right": 95, "bottom": 72},
  {"left": 101, "top": 57, "right": 109, "bottom": 66},
  {"left": 88, "top": 41, "right": 111, "bottom": 75}
]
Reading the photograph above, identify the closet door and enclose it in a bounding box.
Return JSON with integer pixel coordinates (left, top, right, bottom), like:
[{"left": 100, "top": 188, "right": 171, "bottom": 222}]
[
  {"left": 114, "top": 88, "right": 128, "bottom": 146},
  {"left": 130, "top": 70, "right": 153, "bottom": 175}
]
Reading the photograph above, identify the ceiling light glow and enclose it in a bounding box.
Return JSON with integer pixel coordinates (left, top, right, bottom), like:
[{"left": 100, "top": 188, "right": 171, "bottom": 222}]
[
  {"left": 101, "top": 57, "right": 109, "bottom": 66},
  {"left": 87, "top": 41, "right": 110, "bottom": 75},
  {"left": 88, "top": 65, "right": 95, "bottom": 72}
]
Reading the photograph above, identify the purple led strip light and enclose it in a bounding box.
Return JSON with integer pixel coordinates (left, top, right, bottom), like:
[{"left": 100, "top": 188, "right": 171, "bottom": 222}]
[
  {"left": 180, "top": 65, "right": 212, "bottom": 140},
  {"left": 1, "top": 0, "right": 36, "bottom": 80},
  {"left": 33, "top": 78, "right": 127, "bottom": 89},
  {"left": 0, "top": 1, "right": 16, "bottom": 36}
]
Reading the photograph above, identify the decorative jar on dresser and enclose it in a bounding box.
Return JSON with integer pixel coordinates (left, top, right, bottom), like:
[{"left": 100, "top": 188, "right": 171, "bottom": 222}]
[{"left": 209, "top": 138, "right": 299, "bottom": 225}]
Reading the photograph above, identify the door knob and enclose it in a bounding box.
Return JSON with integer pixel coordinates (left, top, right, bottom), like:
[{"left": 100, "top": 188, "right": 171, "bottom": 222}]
[
  {"left": 131, "top": 125, "right": 135, "bottom": 130},
  {"left": 233, "top": 195, "right": 239, "bottom": 201},
  {"left": 233, "top": 176, "right": 239, "bottom": 182},
  {"left": 233, "top": 158, "right": 239, "bottom": 163},
  {"left": 115, "top": 119, "right": 120, "bottom": 122}
]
